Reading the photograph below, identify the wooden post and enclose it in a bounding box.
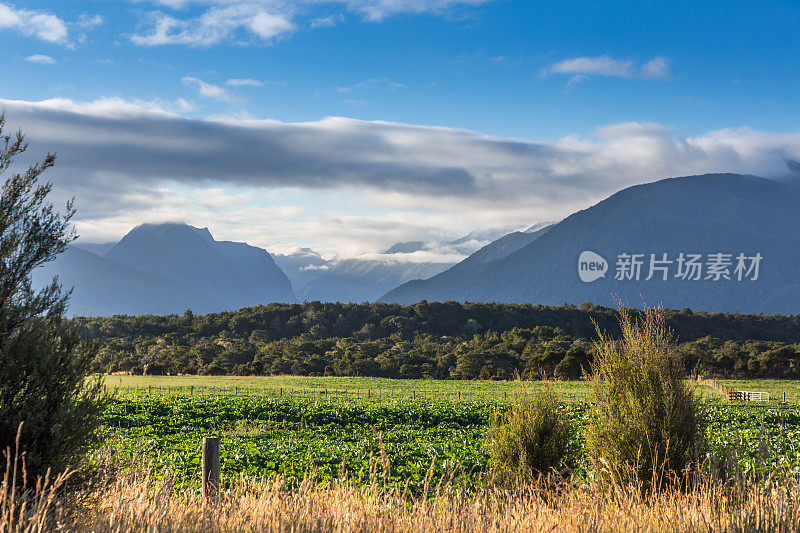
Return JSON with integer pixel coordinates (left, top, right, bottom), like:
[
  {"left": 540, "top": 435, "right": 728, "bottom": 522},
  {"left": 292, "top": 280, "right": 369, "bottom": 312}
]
[
  {"left": 191, "top": 385, "right": 194, "bottom": 396},
  {"left": 148, "top": 385, "right": 152, "bottom": 395},
  {"left": 202, "top": 437, "right": 220, "bottom": 501},
  {"left": 280, "top": 387, "right": 283, "bottom": 396},
  {"left": 235, "top": 386, "right": 238, "bottom": 396},
  {"left": 458, "top": 391, "right": 461, "bottom": 401}
]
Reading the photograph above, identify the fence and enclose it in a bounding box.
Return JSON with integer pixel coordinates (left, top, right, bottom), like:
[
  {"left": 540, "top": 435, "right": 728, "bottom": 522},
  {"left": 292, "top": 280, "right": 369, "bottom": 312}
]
[{"left": 696, "top": 377, "right": 771, "bottom": 402}]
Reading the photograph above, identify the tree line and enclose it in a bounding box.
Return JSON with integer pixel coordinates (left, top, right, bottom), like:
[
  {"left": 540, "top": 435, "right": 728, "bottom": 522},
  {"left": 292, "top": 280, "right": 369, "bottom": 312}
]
[{"left": 76, "top": 301, "right": 800, "bottom": 379}]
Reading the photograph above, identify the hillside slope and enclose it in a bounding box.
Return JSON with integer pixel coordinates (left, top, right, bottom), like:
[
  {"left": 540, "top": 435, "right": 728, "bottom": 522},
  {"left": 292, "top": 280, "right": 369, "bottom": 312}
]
[{"left": 382, "top": 174, "right": 800, "bottom": 314}]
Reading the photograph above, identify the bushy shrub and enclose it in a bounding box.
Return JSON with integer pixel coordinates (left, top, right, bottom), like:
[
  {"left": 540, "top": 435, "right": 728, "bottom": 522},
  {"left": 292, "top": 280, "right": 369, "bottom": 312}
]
[
  {"left": 587, "top": 302, "right": 702, "bottom": 491},
  {"left": 487, "top": 382, "right": 572, "bottom": 485},
  {"left": 0, "top": 114, "right": 105, "bottom": 480}
]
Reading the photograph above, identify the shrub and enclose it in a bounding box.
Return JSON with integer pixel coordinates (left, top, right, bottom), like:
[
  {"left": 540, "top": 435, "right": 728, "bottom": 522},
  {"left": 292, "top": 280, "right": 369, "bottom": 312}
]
[
  {"left": 0, "top": 114, "right": 105, "bottom": 480},
  {"left": 487, "top": 382, "right": 572, "bottom": 485},
  {"left": 587, "top": 302, "right": 702, "bottom": 491}
]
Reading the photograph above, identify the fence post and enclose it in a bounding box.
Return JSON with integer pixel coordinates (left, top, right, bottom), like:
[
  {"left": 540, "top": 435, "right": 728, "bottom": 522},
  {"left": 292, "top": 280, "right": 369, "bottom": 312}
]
[
  {"left": 148, "top": 385, "right": 151, "bottom": 395},
  {"left": 191, "top": 385, "right": 194, "bottom": 396},
  {"left": 202, "top": 437, "right": 220, "bottom": 501}
]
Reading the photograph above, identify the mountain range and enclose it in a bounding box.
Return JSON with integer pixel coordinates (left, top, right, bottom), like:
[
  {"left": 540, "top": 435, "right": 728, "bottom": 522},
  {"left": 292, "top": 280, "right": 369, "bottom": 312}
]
[
  {"left": 381, "top": 174, "right": 800, "bottom": 315},
  {"left": 33, "top": 173, "right": 800, "bottom": 316},
  {"left": 35, "top": 223, "right": 293, "bottom": 316}
]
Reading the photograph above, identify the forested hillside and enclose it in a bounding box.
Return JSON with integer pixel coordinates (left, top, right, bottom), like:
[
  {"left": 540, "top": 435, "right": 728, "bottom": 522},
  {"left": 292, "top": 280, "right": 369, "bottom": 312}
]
[{"left": 78, "top": 302, "right": 800, "bottom": 379}]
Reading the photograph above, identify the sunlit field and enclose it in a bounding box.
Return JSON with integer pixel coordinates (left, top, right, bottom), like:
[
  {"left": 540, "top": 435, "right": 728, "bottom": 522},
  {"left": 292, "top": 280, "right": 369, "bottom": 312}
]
[{"left": 98, "top": 374, "right": 734, "bottom": 403}]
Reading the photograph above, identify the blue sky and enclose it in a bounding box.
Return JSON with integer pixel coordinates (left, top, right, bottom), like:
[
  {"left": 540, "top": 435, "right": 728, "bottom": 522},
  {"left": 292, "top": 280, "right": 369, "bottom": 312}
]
[{"left": 2, "top": 0, "right": 800, "bottom": 257}]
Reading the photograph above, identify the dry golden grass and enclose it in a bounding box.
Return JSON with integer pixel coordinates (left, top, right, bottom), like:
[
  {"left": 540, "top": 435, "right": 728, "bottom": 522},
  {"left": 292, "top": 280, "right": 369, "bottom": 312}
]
[{"left": 2, "top": 466, "right": 799, "bottom": 532}]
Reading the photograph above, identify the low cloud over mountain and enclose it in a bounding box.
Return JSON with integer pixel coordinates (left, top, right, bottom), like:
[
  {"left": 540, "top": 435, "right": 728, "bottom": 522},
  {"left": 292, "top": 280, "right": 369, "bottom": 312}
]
[{"left": 4, "top": 97, "right": 800, "bottom": 257}]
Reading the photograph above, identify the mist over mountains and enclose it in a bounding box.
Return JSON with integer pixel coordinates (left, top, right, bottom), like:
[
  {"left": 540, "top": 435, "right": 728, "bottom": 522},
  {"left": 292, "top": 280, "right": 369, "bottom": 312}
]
[{"left": 273, "top": 228, "right": 516, "bottom": 303}]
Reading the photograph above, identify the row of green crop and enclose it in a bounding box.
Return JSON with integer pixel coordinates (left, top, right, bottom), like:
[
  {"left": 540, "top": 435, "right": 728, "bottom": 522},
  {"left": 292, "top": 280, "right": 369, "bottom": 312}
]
[{"left": 101, "top": 396, "right": 800, "bottom": 492}]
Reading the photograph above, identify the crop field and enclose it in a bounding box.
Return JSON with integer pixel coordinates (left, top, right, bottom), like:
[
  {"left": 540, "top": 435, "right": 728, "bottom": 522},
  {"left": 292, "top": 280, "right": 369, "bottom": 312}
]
[
  {"left": 100, "top": 374, "right": 731, "bottom": 403},
  {"left": 99, "top": 377, "right": 800, "bottom": 493}
]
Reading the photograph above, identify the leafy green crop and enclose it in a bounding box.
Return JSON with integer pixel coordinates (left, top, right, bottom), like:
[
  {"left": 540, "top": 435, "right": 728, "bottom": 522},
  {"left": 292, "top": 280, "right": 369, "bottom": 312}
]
[{"left": 101, "top": 396, "right": 800, "bottom": 493}]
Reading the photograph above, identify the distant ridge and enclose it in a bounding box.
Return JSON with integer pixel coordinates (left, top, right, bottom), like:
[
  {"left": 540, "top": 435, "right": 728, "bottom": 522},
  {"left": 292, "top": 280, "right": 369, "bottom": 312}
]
[
  {"left": 36, "top": 223, "right": 294, "bottom": 316},
  {"left": 381, "top": 174, "right": 800, "bottom": 315}
]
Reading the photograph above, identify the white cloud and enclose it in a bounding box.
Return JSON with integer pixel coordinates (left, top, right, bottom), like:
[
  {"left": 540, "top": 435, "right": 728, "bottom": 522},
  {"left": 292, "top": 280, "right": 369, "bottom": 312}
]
[
  {"left": 549, "top": 55, "right": 634, "bottom": 77},
  {"left": 225, "top": 78, "right": 264, "bottom": 87},
  {"left": 309, "top": 14, "right": 341, "bottom": 28},
  {"left": 131, "top": 5, "right": 294, "bottom": 47},
  {"left": 77, "top": 13, "right": 104, "bottom": 29},
  {"left": 0, "top": 2, "right": 68, "bottom": 44},
  {"left": 641, "top": 56, "right": 670, "bottom": 79},
  {"left": 25, "top": 54, "right": 56, "bottom": 65},
  {"left": 182, "top": 76, "right": 237, "bottom": 102},
  {"left": 3, "top": 96, "right": 800, "bottom": 255},
  {"left": 546, "top": 55, "right": 671, "bottom": 83},
  {"left": 340, "top": 0, "right": 494, "bottom": 22}
]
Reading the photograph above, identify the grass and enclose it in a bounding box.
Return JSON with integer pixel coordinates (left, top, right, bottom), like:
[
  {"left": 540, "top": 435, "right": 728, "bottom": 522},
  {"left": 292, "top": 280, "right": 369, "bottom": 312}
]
[
  {"left": 5, "top": 465, "right": 800, "bottom": 532},
  {"left": 99, "top": 374, "right": 734, "bottom": 403},
  {"left": 98, "top": 374, "right": 595, "bottom": 401}
]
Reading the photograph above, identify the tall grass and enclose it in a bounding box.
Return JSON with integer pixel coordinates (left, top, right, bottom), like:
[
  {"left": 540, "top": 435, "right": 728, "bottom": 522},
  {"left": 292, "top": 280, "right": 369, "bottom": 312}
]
[
  {"left": 587, "top": 302, "right": 703, "bottom": 491},
  {"left": 487, "top": 382, "right": 572, "bottom": 485},
  {"left": 2, "top": 466, "right": 799, "bottom": 532}
]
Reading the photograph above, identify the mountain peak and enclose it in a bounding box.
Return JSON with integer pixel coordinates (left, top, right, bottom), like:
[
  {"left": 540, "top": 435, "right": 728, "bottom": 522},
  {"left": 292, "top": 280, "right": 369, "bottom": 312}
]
[
  {"left": 381, "top": 173, "right": 800, "bottom": 314},
  {"left": 384, "top": 241, "right": 427, "bottom": 254}
]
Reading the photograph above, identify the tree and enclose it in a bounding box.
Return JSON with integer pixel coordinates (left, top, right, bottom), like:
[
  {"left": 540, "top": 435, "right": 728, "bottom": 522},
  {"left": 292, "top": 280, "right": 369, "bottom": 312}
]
[{"left": 0, "top": 113, "right": 105, "bottom": 480}]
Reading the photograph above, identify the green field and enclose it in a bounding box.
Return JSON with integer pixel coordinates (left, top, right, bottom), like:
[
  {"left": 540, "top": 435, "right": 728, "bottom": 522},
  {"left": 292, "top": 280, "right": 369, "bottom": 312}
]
[
  {"left": 95, "top": 375, "right": 800, "bottom": 494},
  {"left": 101, "top": 392, "right": 800, "bottom": 494},
  {"left": 100, "top": 374, "right": 731, "bottom": 403}
]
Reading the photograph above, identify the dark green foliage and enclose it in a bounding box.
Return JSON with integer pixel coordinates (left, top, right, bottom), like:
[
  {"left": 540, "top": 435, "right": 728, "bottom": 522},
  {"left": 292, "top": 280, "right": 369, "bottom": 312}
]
[
  {"left": 0, "top": 114, "right": 105, "bottom": 478},
  {"left": 487, "top": 383, "right": 572, "bottom": 485},
  {"left": 587, "top": 305, "right": 702, "bottom": 491},
  {"left": 77, "top": 301, "right": 800, "bottom": 380}
]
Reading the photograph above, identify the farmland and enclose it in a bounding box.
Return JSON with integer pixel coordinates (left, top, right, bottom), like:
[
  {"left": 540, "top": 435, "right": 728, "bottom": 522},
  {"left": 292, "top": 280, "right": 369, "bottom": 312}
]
[{"left": 99, "top": 376, "right": 800, "bottom": 492}]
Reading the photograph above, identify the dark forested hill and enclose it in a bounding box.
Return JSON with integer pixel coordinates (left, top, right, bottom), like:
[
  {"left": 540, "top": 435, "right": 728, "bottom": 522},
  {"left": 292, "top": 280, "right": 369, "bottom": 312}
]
[
  {"left": 77, "top": 301, "right": 800, "bottom": 379},
  {"left": 382, "top": 174, "right": 800, "bottom": 315}
]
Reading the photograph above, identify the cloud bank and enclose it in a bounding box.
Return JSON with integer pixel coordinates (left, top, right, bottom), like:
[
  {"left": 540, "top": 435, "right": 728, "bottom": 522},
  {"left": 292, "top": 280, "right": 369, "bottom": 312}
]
[{"left": 2, "top": 96, "right": 799, "bottom": 255}]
